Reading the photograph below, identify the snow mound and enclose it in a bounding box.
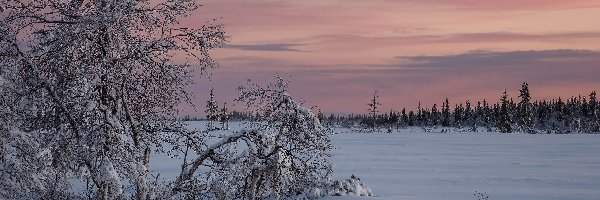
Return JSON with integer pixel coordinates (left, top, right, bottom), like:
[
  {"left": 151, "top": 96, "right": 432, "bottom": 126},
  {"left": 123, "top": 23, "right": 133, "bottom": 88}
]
[{"left": 330, "top": 175, "right": 373, "bottom": 197}]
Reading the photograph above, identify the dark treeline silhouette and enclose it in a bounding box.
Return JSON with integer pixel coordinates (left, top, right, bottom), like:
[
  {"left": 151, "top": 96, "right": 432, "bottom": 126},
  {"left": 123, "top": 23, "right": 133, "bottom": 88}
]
[{"left": 324, "top": 82, "right": 599, "bottom": 134}]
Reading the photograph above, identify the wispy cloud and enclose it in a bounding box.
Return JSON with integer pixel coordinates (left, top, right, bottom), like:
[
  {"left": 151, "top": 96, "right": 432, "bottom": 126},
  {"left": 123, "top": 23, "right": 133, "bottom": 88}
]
[
  {"left": 414, "top": 0, "right": 600, "bottom": 10},
  {"left": 304, "top": 32, "right": 600, "bottom": 45},
  {"left": 444, "top": 32, "right": 600, "bottom": 43},
  {"left": 224, "top": 43, "right": 306, "bottom": 52},
  {"left": 399, "top": 49, "right": 600, "bottom": 70}
]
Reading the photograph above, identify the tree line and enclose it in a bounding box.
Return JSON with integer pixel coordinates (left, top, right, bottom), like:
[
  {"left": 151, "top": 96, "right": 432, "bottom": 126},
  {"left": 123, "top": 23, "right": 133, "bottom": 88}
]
[{"left": 324, "top": 83, "right": 599, "bottom": 134}]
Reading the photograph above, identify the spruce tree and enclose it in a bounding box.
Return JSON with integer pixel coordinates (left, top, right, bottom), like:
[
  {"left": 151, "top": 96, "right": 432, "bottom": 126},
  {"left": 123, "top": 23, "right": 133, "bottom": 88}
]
[
  {"left": 454, "top": 103, "right": 464, "bottom": 128},
  {"left": 401, "top": 108, "right": 408, "bottom": 127},
  {"left": 555, "top": 97, "right": 567, "bottom": 132},
  {"left": 206, "top": 89, "right": 219, "bottom": 130},
  {"left": 389, "top": 110, "right": 399, "bottom": 128},
  {"left": 589, "top": 91, "right": 599, "bottom": 132},
  {"left": 417, "top": 102, "right": 423, "bottom": 126},
  {"left": 220, "top": 102, "right": 229, "bottom": 130},
  {"left": 475, "top": 101, "right": 484, "bottom": 128},
  {"left": 499, "top": 90, "right": 513, "bottom": 133},
  {"left": 317, "top": 109, "right": 325, "bottom": 125},
  {"left": 482, "top": 99, "right": 492, "bottom": 131},
  {"left": 518, "top": 82, "right": 535, "bottom": 133},
  {"left": 367, "top": 90, "right": 381, "bottom": 131},
  {"left": 536, "top": 100, "right": 549, "bottom": 132},
  {"left": 567, "top": 97, "right": 581, "bottom": 132},
  {"left": 408, "top": 111, "right": 415, "bottom": 126},
  {"left": 442, "top": 98, "right": 451, "bottom": 127},
  {"left": 431, "top": 104, "right": 440, "bottom": 126},
  {"left": 465, "top": 100, "right": 476, "bottom": 132}
]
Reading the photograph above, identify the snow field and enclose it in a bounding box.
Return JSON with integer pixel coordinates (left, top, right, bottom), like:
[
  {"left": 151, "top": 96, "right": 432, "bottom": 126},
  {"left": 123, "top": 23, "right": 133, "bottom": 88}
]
[
  {"left": 151, "top": 122, "right": 600, "bottom": 199},
  {"left": 330, "top": 129, "right": 600, "bottom": 200}
]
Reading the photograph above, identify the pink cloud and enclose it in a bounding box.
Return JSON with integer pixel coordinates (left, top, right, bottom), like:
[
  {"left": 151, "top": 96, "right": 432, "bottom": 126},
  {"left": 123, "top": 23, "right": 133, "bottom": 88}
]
[{"left": 415, "top": 0, "right": 600, "bottom": 10}]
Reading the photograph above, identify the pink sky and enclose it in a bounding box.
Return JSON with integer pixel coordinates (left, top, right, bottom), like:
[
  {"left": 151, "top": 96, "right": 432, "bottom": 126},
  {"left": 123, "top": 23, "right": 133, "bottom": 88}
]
[{"left": 180, "top": 0, "right": 600, "bottom": 115}]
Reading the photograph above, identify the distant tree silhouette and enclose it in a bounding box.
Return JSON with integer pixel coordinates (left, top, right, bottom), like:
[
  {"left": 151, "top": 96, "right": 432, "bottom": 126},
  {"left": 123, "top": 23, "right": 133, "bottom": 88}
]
[
  {"left": 220, "top": 102, "right": 229, "bottom": 130},
  {"left": 367, "top": 90, "right": 382, "bottom": 131},
  {"left": 442, "top": 98, "right": 451, "bottom": 127},
  {"left": 320, "top": 84, "right": 599, "bottom": 134},
  {"left": 206, "top": 89, "right": 220, "bottom": 130}
]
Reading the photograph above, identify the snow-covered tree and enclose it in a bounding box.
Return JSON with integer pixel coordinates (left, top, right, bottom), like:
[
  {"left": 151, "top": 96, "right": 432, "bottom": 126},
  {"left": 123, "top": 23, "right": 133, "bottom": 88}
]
[
  {"left": 465, "top": 100, "right": 477, "bottom": 132},
  {"left": 588, "top": 91, "right": 599, "bottom": 133},
  {"left": 367, "top": 90, "right": 381, "bottom": 131},
  {"left": 442, "top": 98, "right": 451, "bottom": 127},
  {"left": 400, "top": 108, "right": 408, "bottom": 127},
  {"left": 518, "top": 82, "right": 535, "bottom": 133},
  {"left": 0, "top": 0, "right": 226, "bottom": 199},
  {"left": 206, "top": 88, "right": 220, "bottom": 130},
  {"left": 165, "top": 77, "right": 333, "bottom": 199},
  {"left": 431, "top": 104, "right": 440, "bottom": 126},
  {"left": 481, "top": 99, "right": 493, "bottom": 131},
  {"left": 498, "top": 90, "right": 513, "bottom": 133},
  {"left": 220, "top": 102, "right": 229, "bottom": 130},
  {"left": 317, "top": 109, "right": 325, "bottom": 124},
  {"left": 454, "top": 103, "right": 464, "bottom": 128}
]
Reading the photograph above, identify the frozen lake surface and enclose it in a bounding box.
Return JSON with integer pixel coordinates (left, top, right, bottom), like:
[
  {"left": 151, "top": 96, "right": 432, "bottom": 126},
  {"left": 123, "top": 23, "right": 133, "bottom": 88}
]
[
  {"left": 330, "top": 130, "right": 600, "bottom": 200},
  {"left": 153, "top": 122, "right": 600, "bottom": 199}
]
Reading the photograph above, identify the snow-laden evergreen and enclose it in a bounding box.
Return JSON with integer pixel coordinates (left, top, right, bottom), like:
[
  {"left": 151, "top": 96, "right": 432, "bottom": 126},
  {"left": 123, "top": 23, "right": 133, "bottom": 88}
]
[
  {"left": 206, "top": 89, "right": 220, "bottom": 130},
  {"left": 517, "top": 82, "right": 535, "bottom": 134}
]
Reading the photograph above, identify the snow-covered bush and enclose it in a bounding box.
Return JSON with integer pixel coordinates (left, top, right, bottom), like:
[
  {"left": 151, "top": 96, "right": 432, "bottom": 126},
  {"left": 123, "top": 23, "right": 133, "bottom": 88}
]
[
  {"left": 166, "top": 77, "right": 333, "bottom": 199},
  {"left": 329, "top": 175, "right": 373, "bottom": 197}
]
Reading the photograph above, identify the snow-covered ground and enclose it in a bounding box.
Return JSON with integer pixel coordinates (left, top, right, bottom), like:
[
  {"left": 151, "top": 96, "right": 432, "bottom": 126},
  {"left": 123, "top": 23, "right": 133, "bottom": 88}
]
[
  {"left": 330, "top": 129, "right": 600, "bottom": 200},
  {"left": 153, "top": 122, "right": 600, "bottom": 200}
]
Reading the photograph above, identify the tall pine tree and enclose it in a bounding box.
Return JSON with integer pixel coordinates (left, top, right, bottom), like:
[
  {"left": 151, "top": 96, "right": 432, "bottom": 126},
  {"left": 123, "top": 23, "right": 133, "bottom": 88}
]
[
  {"left": 206, "top": 89, "right": 219, "bottom": 130},
  {"left": 368, "top": 90, "right": 381, "bottom": 131},
  {"left": 518, "top": 82, "right": 535, "bottom": 133},
  {"left": 442, "top": 98, "right": 451, "bottom": 127},
  {"left": 588, "top": 91, "right": 599, "bottom": 132},
  {"left": 499, "top": 90, "right": 513, "bottom": 133},
  {"left": 220, "top": 102, "right": 229, "bottom": 130},
  {"left": 431, "top": 104, "right": 440, "bottom": 126}
]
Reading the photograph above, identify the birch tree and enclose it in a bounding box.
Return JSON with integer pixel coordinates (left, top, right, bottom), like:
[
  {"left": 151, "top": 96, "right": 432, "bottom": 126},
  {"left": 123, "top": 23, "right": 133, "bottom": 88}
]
[{"left": 0, "top": 0, "right": 226, "bottom": 199}]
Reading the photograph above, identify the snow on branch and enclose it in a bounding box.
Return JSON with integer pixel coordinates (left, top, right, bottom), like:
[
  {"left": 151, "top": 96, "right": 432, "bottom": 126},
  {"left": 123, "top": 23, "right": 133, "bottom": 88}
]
[{"left": 164, "top": 77, "right": 333, "bottom": 199}]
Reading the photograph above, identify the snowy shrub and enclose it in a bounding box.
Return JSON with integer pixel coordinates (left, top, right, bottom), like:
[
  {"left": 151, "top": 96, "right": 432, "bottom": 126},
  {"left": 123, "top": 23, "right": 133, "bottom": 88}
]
[
  {"left": 329, "top": 175, "right": 373, "bottom": 197},
  {"left": 166, "top": 77, "right": 333, "bottom": 199}
]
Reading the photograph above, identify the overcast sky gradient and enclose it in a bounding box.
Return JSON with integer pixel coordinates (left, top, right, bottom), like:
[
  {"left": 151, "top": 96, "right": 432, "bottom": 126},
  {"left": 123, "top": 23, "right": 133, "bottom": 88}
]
[{"left": 182, "top": 0, "right": 600, "bottom": 115}]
